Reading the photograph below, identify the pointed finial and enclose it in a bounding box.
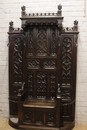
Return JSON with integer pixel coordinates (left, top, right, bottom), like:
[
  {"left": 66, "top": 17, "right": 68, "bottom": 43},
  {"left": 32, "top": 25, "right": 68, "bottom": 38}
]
[
  {"left": 57, "top": 4, "right": 62, "bottom": 16},
  {"left": 21, "top": 5, "right": 26, "bottom": 16},
  {"left": 73, "top": 20, "right": 78, "bottom": 31},
  {"left": 9, "top": 21, "right": 14, "bottom": 32},
  {"left": 74, "top": 20, "right": 78, "bottom": 26}
]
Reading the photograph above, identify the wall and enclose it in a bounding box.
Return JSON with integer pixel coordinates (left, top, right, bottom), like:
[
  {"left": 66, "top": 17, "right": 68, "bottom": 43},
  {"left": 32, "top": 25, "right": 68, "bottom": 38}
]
[{"left": 0, "top": 0, "right": 87, "bottom": 124}]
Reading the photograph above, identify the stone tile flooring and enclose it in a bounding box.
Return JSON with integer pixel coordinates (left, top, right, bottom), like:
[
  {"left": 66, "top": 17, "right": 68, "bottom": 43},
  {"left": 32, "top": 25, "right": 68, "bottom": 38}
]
[{"left": 0, "top": 117, "right": 87, "bottom": 130}]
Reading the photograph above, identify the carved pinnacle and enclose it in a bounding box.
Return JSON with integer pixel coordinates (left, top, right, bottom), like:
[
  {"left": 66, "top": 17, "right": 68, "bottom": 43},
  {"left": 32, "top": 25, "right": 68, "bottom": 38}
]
[
  {"left": 9, "top": 21, "right": 13, "bottom": 26},
  {"left": 57, "top": 4, "right": 62, "bottom": 16},
  {"left": 58, "top": 4, "right": 62, "bottom": 10},
  {"left": 74, "top": 20, "right": 78, "bottom": 26},
  {"left": 21, "top": 5, "right": 26, "bottom": 16},
  {"left": 9, "top": 21, "right": 14, "bottom": 32},
  {"left": 73, "top": 20, "right": 78, "bottom": 31}
]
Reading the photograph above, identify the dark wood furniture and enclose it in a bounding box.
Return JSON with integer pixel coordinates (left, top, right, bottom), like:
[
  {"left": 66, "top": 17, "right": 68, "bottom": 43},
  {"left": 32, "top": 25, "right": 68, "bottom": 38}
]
[{"left": 8, "top": 5, "right": 79, "bottom": 130}]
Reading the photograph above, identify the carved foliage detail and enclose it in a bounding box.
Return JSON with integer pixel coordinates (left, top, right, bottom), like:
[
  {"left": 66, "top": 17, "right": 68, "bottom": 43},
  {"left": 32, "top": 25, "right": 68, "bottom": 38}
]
[
  {"left": 37, "top": 28, "right": 47, "bottom": 56},
  {"left": 36, "top": 72, "right": 47, "bottom": 98},
  {"left": 61, "top": 37, "right": 72, "bottom": 82}
]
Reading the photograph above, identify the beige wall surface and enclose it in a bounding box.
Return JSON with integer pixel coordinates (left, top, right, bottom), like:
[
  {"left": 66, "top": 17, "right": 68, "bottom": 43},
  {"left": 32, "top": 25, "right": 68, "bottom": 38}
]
[{"left": 0, "top": 0, "right": 87, "bottom": 124}]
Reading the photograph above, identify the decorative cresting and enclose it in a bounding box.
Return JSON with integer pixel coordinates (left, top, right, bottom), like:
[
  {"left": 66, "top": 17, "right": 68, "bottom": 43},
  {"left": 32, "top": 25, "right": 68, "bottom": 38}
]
[
  {"left": 8, "top": 4, "right": 79, "bottom": 130},
  {"left": 20, "top": 4, "right": 63, "bottom": 28}
]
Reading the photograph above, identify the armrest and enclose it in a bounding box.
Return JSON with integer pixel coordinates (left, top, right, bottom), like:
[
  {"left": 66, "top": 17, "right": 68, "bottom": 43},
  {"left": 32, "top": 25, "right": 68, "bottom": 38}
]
[
  {"left": 18, "top": 82, "right": 25, "bottom": 97},
  {"left": 18, "top": 82, "right": 28, "bottom": 101}
]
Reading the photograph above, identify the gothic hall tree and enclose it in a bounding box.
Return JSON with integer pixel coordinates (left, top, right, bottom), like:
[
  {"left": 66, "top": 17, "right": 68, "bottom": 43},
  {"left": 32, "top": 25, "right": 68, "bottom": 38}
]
[{"left": 8, "top": 4, "right": 79, "bottom": 130}]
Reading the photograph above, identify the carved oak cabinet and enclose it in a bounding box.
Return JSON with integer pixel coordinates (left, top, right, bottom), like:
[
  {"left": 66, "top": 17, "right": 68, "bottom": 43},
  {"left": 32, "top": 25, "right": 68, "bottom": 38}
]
[{"left": 8, "top": 5, "right": 79, "bottom": 130}]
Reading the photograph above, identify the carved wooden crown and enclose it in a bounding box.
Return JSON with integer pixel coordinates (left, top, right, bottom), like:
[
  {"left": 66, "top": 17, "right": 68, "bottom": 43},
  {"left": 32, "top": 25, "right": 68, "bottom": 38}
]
[{"left": 9, "top": 4, "right": 78, "bottom": 34}]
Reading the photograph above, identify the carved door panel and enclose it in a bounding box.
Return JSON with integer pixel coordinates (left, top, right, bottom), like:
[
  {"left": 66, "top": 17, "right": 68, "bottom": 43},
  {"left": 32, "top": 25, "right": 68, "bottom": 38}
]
[{"left": 26, "top": 26, "right": 59, "bottom": 99}]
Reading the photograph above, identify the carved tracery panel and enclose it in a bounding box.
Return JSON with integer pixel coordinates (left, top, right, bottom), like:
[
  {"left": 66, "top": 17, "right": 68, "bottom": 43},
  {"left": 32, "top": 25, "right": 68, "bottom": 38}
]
[
  {"left": 27, "top": 29, "right": 34, "bottom": 56},
  {"left": 46, "top": 111, "right": 56, "bottom": 126},
  {"left": 50, "top": 28, "right": 57, "bottom": 56},
  {"left": 36, "top": 72, "right": 47, "bottom": 98},
  {"left": 9, "top": 34, "right": 25, "bottom": 97},
  {"left": 27, "top": 72, "right": 34, "bottom": 97},
  {"left": 37, "top": 28, "right": 47, "bottom": 56},
  {"left": 61, "top": 36, "right": 73, "bottom": 83},
  {"left": 50, "top": 73, "right": 57, "bottom": 98}
]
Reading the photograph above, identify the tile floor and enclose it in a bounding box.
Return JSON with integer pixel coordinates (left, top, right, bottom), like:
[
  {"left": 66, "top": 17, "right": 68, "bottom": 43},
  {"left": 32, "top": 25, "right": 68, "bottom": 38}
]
[{"left": 0, "top": 117, "right": 87, "bottom": 130}]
